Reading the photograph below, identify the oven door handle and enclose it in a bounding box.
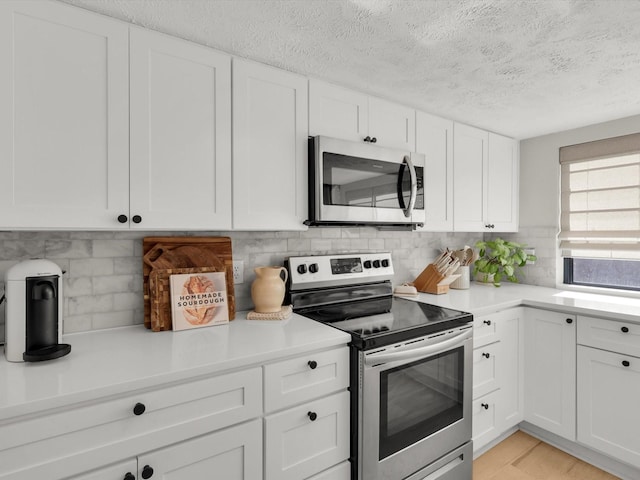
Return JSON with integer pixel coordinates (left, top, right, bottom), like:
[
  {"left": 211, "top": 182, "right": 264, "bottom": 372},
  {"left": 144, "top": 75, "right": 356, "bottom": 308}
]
[{"left": 364, "top": 330, "right": 471, "bottom": 366}]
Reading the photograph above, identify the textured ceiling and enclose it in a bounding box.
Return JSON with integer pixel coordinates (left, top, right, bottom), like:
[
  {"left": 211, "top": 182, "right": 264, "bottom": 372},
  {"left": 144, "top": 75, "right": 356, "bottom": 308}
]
[{"left": 59, "top": 0, "right": 640, "bottom": 139}]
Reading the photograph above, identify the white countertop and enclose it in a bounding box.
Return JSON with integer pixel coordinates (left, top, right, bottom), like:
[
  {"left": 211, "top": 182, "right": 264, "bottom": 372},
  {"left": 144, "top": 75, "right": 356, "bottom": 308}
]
[
  {"left": 0, "top": 312, "right": 350, "bottom": 421},
  {"left": 404, "top": 283, "right": 640, "bottom": 323},
  {"left": 3, "top": 283, "right": 640, "bottom": 423}
]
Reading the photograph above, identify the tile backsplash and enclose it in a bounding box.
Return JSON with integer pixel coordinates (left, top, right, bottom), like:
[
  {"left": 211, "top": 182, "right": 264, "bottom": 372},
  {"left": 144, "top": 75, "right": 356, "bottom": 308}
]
[{"left": 0, "top": 229, "right": 481, "bottom": 337}]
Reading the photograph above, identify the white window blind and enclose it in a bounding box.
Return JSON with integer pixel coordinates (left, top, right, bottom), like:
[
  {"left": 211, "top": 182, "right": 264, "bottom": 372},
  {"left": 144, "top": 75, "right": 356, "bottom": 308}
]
[{"left": 560, "top": 132, "right": 640, "bottom": 258}]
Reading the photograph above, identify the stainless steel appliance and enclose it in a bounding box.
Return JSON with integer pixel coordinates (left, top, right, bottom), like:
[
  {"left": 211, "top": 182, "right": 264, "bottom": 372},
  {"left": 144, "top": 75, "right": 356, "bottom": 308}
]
[
  {"left": 4, "top": 259, "right": 71, "bottom": 362},
  {"left": 287, "top": 253, "right": 473, "bottom": 480},
  {"left": 306, "top": 136, "right": 425, "bottom": 228}
]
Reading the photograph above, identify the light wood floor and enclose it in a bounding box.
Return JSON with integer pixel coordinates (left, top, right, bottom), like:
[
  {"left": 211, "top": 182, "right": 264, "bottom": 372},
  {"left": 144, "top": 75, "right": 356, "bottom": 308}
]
[{"left": 473, "top": 431, "right": 620, "bottom": 480}]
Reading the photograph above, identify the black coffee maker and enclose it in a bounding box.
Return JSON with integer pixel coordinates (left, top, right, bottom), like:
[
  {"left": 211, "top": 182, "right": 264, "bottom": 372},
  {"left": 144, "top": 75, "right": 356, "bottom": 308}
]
[{"left": 4, "top": 259, "right": 71, "bottom": 362}]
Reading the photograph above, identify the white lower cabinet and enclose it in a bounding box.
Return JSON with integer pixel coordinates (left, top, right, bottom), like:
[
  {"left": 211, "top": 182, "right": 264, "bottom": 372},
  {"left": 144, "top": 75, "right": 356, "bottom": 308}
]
[
  {"left": 1, "top": 346, "right": 350, "bottom": 480},
  {"left": 577, "top": 317, "right": 640, "bottom": 468},
  {"left": 472, "top": 308, "right": 523, "bottom": 452},
  {"left": 265, "top": 391, "right": 350, "bottom": 480},
  {"left": 523, "top": 308, "right": 576, "bottom": 441}
]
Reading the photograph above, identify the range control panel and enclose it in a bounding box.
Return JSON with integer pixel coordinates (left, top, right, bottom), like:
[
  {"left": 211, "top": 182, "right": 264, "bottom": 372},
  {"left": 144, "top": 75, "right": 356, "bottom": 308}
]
[{"left": 287, "top": 252, "right": 394, "bottom": 290}]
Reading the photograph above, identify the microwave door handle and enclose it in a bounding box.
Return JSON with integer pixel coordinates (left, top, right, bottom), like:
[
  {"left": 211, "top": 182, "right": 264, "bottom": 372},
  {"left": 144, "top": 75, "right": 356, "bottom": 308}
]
[
  {"left": 364, "top": 330, "right": 470, "bottom": 366},
  {"left": 402, "top": 155, "right": 417, "bottom": 218}
]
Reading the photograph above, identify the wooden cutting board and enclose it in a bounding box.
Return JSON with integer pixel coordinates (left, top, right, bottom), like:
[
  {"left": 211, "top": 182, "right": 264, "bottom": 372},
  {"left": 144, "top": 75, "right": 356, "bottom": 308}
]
[{"left": 143, "top": 237, "right": 235, "bottom": 330}]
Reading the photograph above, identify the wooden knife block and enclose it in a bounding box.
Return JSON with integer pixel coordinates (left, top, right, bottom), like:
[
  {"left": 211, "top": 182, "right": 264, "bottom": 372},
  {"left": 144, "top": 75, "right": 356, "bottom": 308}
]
[{"left": 413, "top": 264, "right": 449, "bottom": 295}]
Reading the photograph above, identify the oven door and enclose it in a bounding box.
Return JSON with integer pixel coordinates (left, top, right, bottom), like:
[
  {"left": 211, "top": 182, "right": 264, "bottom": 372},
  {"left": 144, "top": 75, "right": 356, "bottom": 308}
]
[
  {"left": 359, "top": 327, "right": 472, "bottom": 480},
  {"left": 310, "top": 136, "right": 424, "bottom": 225}
]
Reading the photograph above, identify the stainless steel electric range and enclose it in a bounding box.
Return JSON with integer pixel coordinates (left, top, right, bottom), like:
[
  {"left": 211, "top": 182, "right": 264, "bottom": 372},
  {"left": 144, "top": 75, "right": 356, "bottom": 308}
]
[{"left": 286, "top": 252, "right": 474, "bottom": 480}]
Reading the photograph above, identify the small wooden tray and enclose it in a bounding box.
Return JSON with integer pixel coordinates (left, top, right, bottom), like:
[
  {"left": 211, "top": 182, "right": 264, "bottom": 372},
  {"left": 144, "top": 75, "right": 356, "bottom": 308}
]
[{"left": 149, "top": 266, "right": 235, "bottom": 332}]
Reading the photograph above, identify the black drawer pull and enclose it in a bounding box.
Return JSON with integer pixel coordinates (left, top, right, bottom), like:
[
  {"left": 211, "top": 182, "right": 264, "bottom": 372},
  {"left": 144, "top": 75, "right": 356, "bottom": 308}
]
[
  {"left": 308, "top": 360, "right": 318, "bottom": 369},
  {"left": 622, "top": 326, "right": 630, "bottom": 333},
  {"left": 117, "top": 214, "right": 128, "bottom": 224},
  {"left": 483, "top": 320, "right": 491, "bottom": 326},
  {"left": 623, "top": 360, "right": 631, "bottom": 367},
  {"left": 566, "top": 318, "right": 573, "bottom": 324},
  {"left": 141, "top": 465, "right": 154, "bottom": 479},
  {"left": 481, "top": 403, "right": 489, "bottom": 410},
  {"left": 132, "top": 215, "right": 142, "bottom": 224},
  {"left": 133, "top": 402, "right": 146, "bottom": 416},
  {"left": 308, "top": 411, "right": 318, "bottom": 421},
  {"left": 124, "top": 473, "right": 135, "bottom": 480},
  {"left": 482, "top": 352, "right": 490, "bottom": 359}
]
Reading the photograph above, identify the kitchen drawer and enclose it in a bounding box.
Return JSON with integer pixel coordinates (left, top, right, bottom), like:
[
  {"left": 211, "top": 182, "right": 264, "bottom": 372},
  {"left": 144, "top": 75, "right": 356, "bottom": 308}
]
[
  {"left": 0, "top": 367, "right": 262, "bottom": 480},
  {"left": 473, "top": 341, "right": 500, "bottom": 399},
  {"left": 264, "top": 346, "right": 349, "bottom": 413},
  {"left": 306, "top": 461, "right": 350, "bottom": 480},
  {"left": 472, "top": 390, "right": 500, "bottom": 450},
  {"left": 577, "top": 315, "right": 640, "bottom": 357},
  {"left": 473, "top": 313, "right": 499, "bottom": 347},
  {"left": 264, "top": 390, "right": 350, "bottom": 480}
]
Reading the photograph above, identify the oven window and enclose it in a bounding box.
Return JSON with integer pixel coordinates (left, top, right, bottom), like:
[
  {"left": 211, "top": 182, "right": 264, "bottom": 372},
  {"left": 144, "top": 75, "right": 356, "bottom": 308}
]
[{"left": 379, "top": 347, "right": 464, "bottom": 460}]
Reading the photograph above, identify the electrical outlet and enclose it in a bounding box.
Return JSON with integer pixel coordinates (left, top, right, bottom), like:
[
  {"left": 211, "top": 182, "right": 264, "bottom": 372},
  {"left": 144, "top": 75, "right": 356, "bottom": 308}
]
[
  {"left": 524, "top": 248, "right": 536, "bottom": 265},
  {"left": 233, "top": 261, "right": 244, "bottom": 284}
]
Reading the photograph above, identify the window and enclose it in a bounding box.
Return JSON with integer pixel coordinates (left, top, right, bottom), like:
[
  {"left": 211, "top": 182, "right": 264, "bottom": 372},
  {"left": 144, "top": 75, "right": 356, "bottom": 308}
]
[{"left": 560, "top": 133, "right": 640, "bottom": 291}]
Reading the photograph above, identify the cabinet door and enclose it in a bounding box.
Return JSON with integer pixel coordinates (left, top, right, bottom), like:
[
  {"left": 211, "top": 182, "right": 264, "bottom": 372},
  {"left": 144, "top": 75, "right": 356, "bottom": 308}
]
[
  {"left": 524, "top": 309, "right": 576, "bottom": 440},
  {"left": 309, "top": 80, "right": 368, "bottom": 142},
  {"left": 264, "top": 391, "right": 349, "bottom": 480},
  {"left": 577, "top": 346, "right": 640, "bottom": 468},
  {"left": 486, "top": 133, "right": 519, "bottom": 232},
  {"left": 68, "top": 460, "right": 137, "bottom": 480},
  {"left": 473, "top": 341, "right": 500, "bottom": 400},
  {"left": 233, "top": 59, "right": 308, "bottom": 230},
  {"left": 137, "top": 419, "right": 262, "bottom": 480},
  {"left": 368, "top": 96, "right": 415, "bottom": 150},
  {"left": 497, "top": 310, "right": 524, "bottom": 430},
  {"left": 130, "top": 27, "right": 231, "bottom": 230},
  {"left": 0, "top": 1, "right": 129, "bottom": 229},
  {"left": 472, "top": 389, "right": 500, "bottom": 450},
  {"left": 453, "top": 123, "right": 488, "bottom": 231},
  {"left": 415, "top": 112, "right": 454, "bottom": 231}
]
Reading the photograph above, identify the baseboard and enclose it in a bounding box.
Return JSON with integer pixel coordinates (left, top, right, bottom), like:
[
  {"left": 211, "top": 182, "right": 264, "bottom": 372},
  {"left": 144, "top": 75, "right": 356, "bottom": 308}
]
[{"left": 519, "top": 422, "right": 640, "bottom": 480}]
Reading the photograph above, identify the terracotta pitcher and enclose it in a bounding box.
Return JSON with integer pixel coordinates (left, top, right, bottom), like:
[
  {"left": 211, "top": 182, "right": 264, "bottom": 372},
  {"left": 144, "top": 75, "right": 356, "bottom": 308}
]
[{"left": 251, "top": 266, "right": 288, "bottom": 313}]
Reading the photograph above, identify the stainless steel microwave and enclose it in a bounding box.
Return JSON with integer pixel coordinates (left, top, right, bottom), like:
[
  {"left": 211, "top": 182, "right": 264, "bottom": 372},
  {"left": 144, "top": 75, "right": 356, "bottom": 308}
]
[{"left": 306, "top": 136, "right": 425, "bottom": 228}]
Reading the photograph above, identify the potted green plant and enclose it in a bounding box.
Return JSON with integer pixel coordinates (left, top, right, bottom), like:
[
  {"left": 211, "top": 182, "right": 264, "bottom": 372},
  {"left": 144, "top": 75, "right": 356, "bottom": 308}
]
[{"left": 473, "top": 238, "right": 536, "bottom": 287}]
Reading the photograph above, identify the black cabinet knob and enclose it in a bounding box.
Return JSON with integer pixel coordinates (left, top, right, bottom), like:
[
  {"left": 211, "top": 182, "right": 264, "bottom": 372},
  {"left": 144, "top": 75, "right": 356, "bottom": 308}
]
[
  {"left": 308, "top": 411, "right": 318, "bottom": 421},
  {"left": 141, "top": 465, "right": 154, "bottom": 479},
  {"left": 118, "top": 214, "right": 128, "bottom": 224},
  {"left": 622, "top": 326, "right": 630, "bottom": 333},
  {"left": 364, "top": 136, "right": 371, "bottom": 142},
  {"left": 623, "top": 360, "right": 631, "bottom": 367},
  {"left": 308, "top": 360, "right": 318, "bottom": 370},
  {"left": 124, "top": 473, "right": 135, "bottom": 480},
  {"left": 483, "top": 320, "right": 491, "bottom": 326},
  {"left": 566, "top": 318, "right": 573, "bottom": 324},
  {"left": 133, "top": 402, "right": 146, "bottom": 416},
  {"left": 132, "top": 215, "right": 142, "bottom": 224},
  {"left": 297, "top": 264, "right": 307, "bottom": 275},
  {"left": 482, "top": 352, "right": 490, "bottom": 359},
  {"left": 481, "top": 403, "right": 489, "bottom": 410},
  {"left": 371, "top": 137, "right": 377, "bottom": 143}
]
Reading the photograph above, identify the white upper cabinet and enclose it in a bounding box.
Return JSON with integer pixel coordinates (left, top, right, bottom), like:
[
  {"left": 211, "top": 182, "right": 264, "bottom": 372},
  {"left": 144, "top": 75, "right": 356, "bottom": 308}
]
[
  {"left": 486, "top": 132, "right": 519, "bottom": 231},
  {"left": 0, "top": 1, "right": 129, "bottom": 229},
  {"left": 415, "top": 112, "right": 454, "bottom": 231},
  {"left": 129, "top": 28, "right": 232, "bottom": 230},
  {"left": 232, "top": 59, "right": 308, "bottom": 230},
  {"left": 453, "top": 124, "right": 519, "bottom": 232},
  {"left": 309, "top": 80, "right": 415, "bottom": 151}
]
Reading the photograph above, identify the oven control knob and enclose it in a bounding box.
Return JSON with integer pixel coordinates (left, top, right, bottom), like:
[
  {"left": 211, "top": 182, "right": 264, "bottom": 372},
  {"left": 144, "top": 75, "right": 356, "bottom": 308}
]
[
  {"left": 363, "top": 260, "right": 372, "bottom": 269},
  {"left": 297, "top": 264, "right": 307, "bottom": 274},
  {"left": 372, "top": 260, "right": 381, "bottom": 268},
  {"left": 381, "top": 259, "right": 390, "bottom": 268},
  {"left": 309, "top": 263, "right": 319, "bottom": 274}
]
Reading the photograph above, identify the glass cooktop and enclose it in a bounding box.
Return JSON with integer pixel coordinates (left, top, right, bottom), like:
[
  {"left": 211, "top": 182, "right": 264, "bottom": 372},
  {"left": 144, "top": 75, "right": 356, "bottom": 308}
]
[{"left": 296, "top": 296, "right": 472, "bottom": 350}]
